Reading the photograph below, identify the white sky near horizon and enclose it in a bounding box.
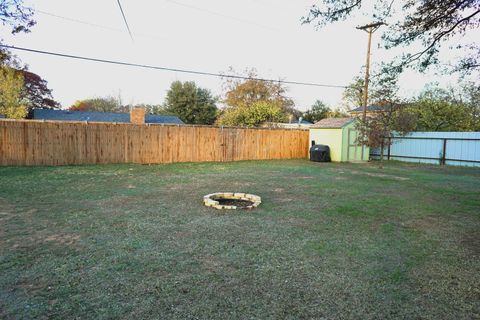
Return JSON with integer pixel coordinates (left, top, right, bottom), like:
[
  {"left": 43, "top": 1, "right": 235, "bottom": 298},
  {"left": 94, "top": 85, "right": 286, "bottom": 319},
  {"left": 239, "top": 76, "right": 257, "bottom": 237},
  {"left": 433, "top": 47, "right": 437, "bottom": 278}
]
[{"left": 0, "top": 0, "right": 478, "bottom": 111}]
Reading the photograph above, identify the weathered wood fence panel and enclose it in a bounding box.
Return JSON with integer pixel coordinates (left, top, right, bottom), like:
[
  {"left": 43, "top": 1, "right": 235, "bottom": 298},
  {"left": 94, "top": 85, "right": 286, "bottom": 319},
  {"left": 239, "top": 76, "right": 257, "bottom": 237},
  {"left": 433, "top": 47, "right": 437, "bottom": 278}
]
[{"left": 0, "top": 120, "right": 309, "bottom": 166}]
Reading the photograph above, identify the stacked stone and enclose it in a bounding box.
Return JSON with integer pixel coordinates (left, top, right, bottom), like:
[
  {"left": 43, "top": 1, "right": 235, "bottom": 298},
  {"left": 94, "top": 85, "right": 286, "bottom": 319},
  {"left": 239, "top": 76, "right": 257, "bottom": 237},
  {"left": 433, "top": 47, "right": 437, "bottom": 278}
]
[{"left": 203, "top": 192, "right": 261, "bottom": 210}]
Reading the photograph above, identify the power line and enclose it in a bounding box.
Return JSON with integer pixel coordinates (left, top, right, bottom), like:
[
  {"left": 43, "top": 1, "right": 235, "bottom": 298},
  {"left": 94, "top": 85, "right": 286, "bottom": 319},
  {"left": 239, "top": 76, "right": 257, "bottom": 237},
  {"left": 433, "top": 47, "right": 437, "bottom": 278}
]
[
  {"left": 164, "top": 0, "right": 280, "bottom": 32},
  {"left": 36, "top": 9, "right": 167, "bottom": 41},
  {"left": 116, "top": 0, "right": 134, "bottom": 41},
  {"left": 37, "top": 9, "right": 123, "bottom": 33},
  {"left": 0, "top": 44, "right": 348, "bottom": 89}
]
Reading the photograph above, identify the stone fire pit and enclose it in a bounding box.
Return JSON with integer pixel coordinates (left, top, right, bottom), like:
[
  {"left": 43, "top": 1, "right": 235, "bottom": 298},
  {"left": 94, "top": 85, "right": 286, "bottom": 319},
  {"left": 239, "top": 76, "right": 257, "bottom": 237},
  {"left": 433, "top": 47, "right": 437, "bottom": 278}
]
[{"left": 204, "top": 192, "right": 261, "bottom": 210}]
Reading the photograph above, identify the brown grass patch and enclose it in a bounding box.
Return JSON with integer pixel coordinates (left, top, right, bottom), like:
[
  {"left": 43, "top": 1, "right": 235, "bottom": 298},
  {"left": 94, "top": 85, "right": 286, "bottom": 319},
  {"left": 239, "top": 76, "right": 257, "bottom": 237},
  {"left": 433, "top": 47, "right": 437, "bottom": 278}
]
[
  {"left": 280, "top": 217, "right": 311, "bottom": 228},
  {"left": 405, "top": 216, "right": 445, "bottom": 233},
  {"left": 198, "top": 255, "right": 234, "bottom": 273},
  {"left": 10, "top": 232, "right": 80, "bottom": 249},
  {"left": 460, "top": 232, "right": 480, "bottom": 257}
]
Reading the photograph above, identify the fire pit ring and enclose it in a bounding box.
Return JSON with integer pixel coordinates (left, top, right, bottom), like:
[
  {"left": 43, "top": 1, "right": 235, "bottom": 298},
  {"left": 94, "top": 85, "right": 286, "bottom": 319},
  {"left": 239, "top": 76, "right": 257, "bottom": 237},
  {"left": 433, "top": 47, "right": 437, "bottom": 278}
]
[{"left": 204, "top": 192, "right": 261, "bottom": 210}]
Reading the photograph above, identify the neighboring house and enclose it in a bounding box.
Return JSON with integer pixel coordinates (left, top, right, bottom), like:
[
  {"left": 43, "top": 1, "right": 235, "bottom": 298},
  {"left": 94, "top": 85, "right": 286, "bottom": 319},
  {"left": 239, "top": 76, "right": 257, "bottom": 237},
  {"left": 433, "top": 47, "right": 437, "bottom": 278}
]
[
  {"left": 349, "top": 105, "right": 387, "bottom": 117},
  {"left": 263, "top": 118, "right": 313, "bottom": 129},
  {"left": 32, "top": 109, "right": 184, "bottom": 125},
  {"left": 0, "top": 114, "right": 5, "bottom": 119},
  {"left": 309, "top": 117, "right": 369, "bottom": 162}
]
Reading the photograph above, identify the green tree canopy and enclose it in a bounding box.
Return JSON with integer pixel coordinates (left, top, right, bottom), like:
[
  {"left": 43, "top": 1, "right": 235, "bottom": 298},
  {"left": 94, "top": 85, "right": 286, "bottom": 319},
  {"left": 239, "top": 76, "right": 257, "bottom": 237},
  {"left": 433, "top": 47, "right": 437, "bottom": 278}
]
[
  {"left": 303, "top": 100, "right": 330, "bottom": 123},
  {"left": 407, "top": 83, "right": 479, "bottom": 131},
  {"left": 0, "top": 65, "right": 27, "bottom": 119},
  {"left": 217, "top": 101, "right": 286, "bottom": 127},
  {"left": 217, "top": 68, "right": 295, "bottom": 126},
  {"left": 131, "top": 104, "right": 171, "bottom": 116},
  {"left": 341, "top": 76, "right": 364, "bottom": 111},
  {"left": 69, "top": 96, "right": 124, "bottom": 113},
  {"left": 164, "top": 81, "right": 218, "bottom": 125}
]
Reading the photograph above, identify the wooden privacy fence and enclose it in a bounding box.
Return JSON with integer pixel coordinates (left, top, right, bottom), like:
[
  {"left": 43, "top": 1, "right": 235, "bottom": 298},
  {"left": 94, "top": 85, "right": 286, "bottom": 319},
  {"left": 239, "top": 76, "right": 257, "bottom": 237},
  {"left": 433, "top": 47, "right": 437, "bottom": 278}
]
[{"left": 0, "top": 120, "right": 309, "bottom": 166}]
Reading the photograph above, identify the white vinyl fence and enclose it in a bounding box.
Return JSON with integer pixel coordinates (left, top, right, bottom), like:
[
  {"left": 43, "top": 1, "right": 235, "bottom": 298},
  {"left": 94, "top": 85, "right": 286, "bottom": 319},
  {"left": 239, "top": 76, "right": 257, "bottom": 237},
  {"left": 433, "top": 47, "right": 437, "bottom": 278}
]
[{"left": 370, "top": 132, "right": 480, "bottom": 167}]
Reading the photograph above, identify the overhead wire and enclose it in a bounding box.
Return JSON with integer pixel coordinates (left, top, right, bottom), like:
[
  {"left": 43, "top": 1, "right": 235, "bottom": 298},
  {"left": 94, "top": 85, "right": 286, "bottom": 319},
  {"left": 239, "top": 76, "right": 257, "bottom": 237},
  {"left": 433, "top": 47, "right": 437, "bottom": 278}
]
[
  {"left": 0, "top": 44, "right": 349, "bottom": 89},
  {"left": 36, "top": 9, "right": 167, "bottom": 41},
  {"left": 116, "top": 0, "right": 134, "bottom": 41},
  {"left": 37, "top": 9, "right": 124, "bottom": 33},
  {"left": 163, "top": 0, "right": 280, "bottom": 32}
]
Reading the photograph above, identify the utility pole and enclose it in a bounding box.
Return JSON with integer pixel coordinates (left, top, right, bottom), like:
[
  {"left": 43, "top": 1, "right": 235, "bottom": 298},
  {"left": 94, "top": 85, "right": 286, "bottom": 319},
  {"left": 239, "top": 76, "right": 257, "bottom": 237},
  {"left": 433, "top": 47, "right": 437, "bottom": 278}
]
[{"left": 357, "top": 22, "right": 385, "bottom": 121}]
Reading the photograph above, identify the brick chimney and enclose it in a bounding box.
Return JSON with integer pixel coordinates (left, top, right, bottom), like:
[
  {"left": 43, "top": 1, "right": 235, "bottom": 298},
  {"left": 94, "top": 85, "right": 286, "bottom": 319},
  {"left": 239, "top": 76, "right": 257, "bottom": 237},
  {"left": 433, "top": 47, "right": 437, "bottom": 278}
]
[{"left": 130, "top": 107, "right": 145, "bottom": 124}]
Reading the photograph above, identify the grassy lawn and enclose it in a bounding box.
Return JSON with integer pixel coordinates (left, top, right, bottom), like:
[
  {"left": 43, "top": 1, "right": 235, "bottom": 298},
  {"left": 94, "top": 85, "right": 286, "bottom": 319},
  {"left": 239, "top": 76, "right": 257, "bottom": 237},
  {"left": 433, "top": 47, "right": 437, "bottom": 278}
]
[{"left": 0, "top": 160, "right": 479, "bottom": 319}]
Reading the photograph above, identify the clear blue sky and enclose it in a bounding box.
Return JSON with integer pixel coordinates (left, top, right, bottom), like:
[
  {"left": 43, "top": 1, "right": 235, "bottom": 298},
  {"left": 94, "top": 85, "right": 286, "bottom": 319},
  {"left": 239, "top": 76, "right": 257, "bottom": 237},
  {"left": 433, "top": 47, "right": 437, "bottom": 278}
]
[{"left": 1, "top": 0, "right": 477, "bottom": 110}]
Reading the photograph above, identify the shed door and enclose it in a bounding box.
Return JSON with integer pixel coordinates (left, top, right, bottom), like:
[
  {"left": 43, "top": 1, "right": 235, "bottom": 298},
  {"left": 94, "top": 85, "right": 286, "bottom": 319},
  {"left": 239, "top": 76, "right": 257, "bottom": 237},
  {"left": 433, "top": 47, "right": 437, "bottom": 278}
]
[{"left": 347, "top": 129, "right": 365, "bottom": 161}]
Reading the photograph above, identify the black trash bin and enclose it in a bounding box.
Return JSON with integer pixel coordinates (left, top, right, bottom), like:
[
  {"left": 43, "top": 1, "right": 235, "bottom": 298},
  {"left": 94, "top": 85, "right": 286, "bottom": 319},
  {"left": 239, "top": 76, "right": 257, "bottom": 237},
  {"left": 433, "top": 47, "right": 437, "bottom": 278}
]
[{"left": 310, "top": 144, "right": 331, "bottom": 162}]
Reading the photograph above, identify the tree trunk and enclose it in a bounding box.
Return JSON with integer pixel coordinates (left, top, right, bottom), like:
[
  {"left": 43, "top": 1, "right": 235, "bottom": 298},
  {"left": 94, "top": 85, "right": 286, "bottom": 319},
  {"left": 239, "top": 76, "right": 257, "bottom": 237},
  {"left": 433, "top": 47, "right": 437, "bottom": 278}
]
[{"left": 379, "top": 140, "right": 385, "bottom": 169}]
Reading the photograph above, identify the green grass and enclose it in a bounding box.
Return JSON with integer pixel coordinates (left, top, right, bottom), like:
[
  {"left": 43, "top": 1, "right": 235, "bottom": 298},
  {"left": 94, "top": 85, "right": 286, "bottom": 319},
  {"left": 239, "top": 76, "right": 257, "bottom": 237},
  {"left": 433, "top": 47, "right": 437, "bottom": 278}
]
[{"left": 0, "top": 160, "right": 479, "bottom": 319}]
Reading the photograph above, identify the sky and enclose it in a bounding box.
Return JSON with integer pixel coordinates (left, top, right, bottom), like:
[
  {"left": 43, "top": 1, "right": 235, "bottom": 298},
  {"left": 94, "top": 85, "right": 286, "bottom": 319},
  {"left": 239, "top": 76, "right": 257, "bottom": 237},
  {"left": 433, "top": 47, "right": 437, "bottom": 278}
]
[{"left": 0, "top": 0, "right": 477, "bottom": 111}]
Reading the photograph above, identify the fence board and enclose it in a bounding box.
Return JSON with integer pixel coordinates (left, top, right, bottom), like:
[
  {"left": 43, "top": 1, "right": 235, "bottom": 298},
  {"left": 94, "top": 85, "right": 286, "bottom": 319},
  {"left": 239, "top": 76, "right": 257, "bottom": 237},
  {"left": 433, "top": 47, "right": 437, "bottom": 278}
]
[{"left": 0, "top": 120, "right": 309, "bottom": 166}]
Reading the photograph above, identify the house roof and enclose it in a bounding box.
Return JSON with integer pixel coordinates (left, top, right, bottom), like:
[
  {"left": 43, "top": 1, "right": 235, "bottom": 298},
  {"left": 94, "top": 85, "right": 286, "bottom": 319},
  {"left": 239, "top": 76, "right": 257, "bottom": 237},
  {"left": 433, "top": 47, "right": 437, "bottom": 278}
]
[
  {"left": 32, "top": 109, "right": 184, "bottom": 124},
  {"left": 299, "top": 119, "right": 313, "bottom": 124},
  {"left": 145, "top": 115, "right": 184, "bottom": 124},
  {"left": 349, "top": 105, "right": 386, "bottom": 113},
  {"left": 311, "top": 117, "right": 355, "bottom": 128}
]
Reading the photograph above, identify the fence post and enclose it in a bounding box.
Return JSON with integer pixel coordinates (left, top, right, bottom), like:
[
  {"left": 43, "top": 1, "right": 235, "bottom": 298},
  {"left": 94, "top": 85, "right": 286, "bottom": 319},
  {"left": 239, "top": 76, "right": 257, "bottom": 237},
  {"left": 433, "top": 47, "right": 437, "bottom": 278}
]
[{"left": 441, "top": 139, "right": 447, "bottom": 165}]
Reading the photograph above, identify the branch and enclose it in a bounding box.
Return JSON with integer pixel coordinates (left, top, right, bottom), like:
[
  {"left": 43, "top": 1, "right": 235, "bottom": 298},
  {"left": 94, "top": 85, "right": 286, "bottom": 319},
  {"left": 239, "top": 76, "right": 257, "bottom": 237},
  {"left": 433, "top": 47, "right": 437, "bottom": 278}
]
[
  {"left": 403, "top": 8, "right": 480, "bottom": 65},
  {"left": 302, "top": 0, "right": 361, "bottom": 24}
]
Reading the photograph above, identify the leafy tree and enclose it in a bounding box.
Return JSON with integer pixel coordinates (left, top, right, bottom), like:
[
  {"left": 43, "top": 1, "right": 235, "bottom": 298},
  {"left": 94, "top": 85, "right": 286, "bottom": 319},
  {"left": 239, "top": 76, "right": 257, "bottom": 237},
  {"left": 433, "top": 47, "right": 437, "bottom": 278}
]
[
  {"left": 69, "top": 96, "right": 124, "bottom": 112},
  {"left": 217, "top": 68, "right": 295, "bottom": 126},
  {"left": 164, "top": 81, "right": 218, "bottom": 125},
  {"left": 342, "top": 67, "right": 401, "bottom": 114},
  {"left": 1, "top": 2, "right": 59, "bottom": 113},
  {"left": 0, "top": 50, "right": 59, "bottom": 112},
  {"left": 21, "top": 70, "right": 60, "bottom": 111},
  {"left": 0, "top": 65, "right": 27, "bottom": 119},
  {"left": 217, "top": 101, "right": 286, "bottom": 127},
  {"left": 302, "top": 0, "right": 480, "bottom": 76},
  {"left": 133, "top": 104, "right": 171, "bottom": 115},
  {"left": 461, "top": 82, "right": 480, "bottom": 130},
  {"left": 222, "top": 68, "right": 294, "bottom": 113},
  {"left": 0, "top": 0, "right": 35, "bottom": 35},
  {"left": 341, "top": 76, "right": 364, "bottom": 110},
  {"left": 356, "top": 104, "right": 416, "bottom": 165},
  {"left": 303, "top": 100, "right": 330, "bottom": 123},
  {"left": 326, "top": 109, "right": 350, "bottom": 118},
  {"left": 407, "top": 84, "right": 478, "bottom": 131}
]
